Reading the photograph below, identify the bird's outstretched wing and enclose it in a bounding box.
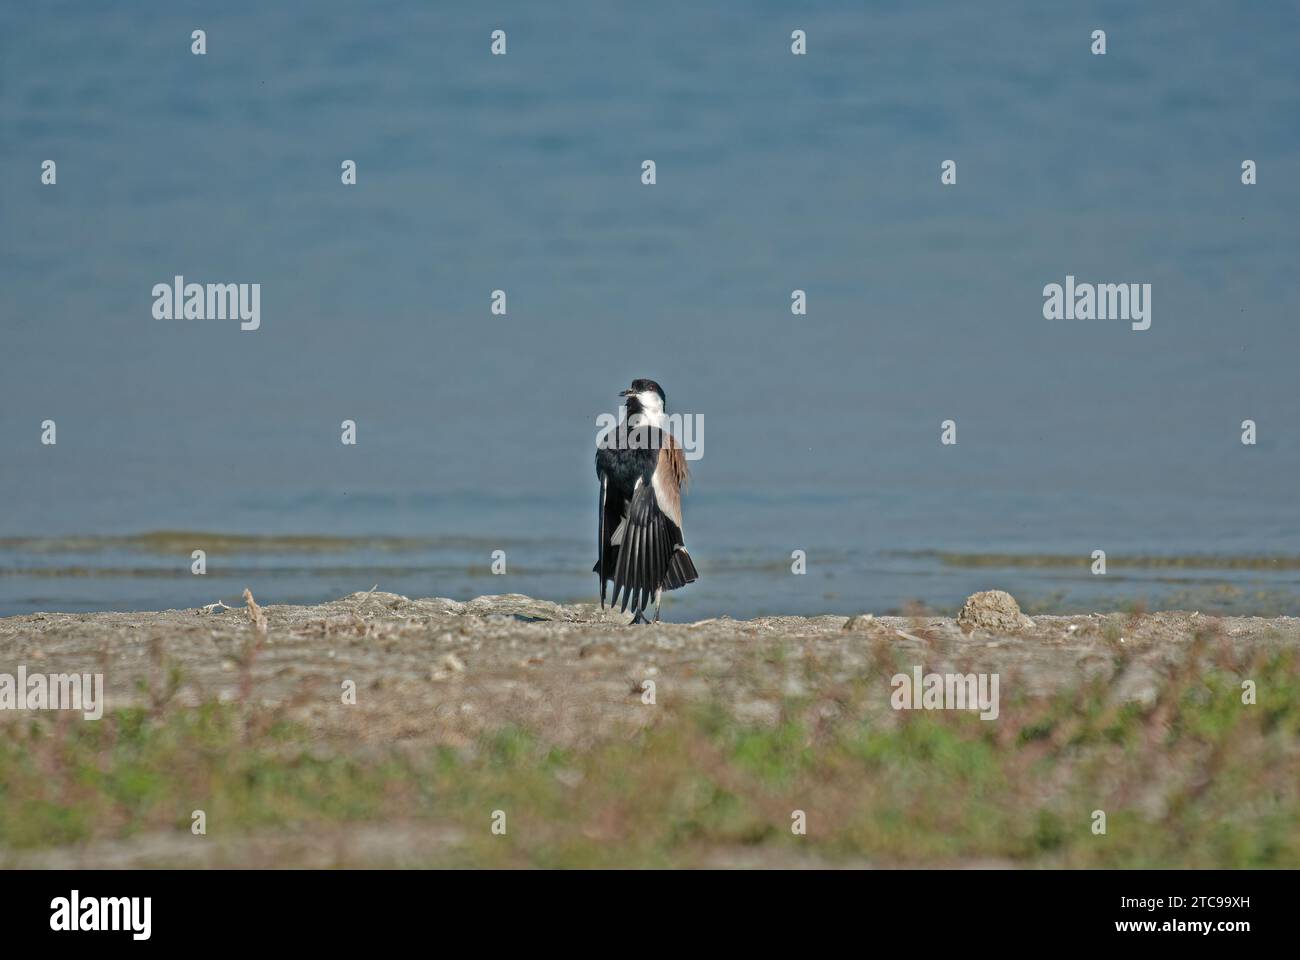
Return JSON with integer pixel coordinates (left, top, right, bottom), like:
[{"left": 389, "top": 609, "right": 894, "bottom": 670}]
[
  {"left": 597, "top": 475, "right": 607, "bottom": 607},
  {"left": 610, "top": 478, "right": 670, "bottom": 616},
  {"left": 609, "top": 445, "right": 698, "bottom": 616},
  {"left": 595, "top": 470, "right": 628, "bottom": 606}
]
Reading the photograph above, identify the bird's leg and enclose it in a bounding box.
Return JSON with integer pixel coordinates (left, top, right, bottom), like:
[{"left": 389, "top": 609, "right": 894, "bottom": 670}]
[
  {"left": 653, "top": 589, "right": 662, "bottom": 623},
  {"left": 630, "top": 610, "right": 646, "bottom": 625}
]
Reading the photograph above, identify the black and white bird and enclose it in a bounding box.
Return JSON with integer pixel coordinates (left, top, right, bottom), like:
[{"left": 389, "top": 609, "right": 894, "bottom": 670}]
[{"left": 594, "top": 379, "right": 698, "bottom": 623}]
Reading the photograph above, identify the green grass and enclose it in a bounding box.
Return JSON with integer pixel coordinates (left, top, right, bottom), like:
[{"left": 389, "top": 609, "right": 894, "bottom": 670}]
[{"left": 2, "top": 649, "right": 1298, "bottom": 867}]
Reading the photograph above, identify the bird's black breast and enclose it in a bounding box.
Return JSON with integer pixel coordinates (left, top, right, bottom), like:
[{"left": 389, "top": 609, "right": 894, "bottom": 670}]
[{"left": 596, "top": 445, "right": 657, "bottom": 499}]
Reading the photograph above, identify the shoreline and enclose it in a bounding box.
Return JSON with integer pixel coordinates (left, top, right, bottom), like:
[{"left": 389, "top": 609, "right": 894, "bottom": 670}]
[
  {"left": 6, "top": 532, "right": 1300, "bottom": 623},
  {"left": 3, "top": 590, "right": 1297, "bottom": 736}
]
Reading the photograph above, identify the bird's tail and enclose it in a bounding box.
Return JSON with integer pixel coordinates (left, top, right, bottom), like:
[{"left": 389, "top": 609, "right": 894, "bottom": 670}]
[{"left": 663, "top": 546, "right": 698, "bottom": 591}]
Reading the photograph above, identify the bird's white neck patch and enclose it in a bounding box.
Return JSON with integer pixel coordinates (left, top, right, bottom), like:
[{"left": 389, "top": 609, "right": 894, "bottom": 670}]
[{"left": 629, "top": 391, "right": 667, "bottom": 429}]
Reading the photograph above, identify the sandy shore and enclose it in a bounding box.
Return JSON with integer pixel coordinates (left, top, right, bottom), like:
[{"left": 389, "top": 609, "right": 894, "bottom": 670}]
[
  {"left": 3, "top": 590, "right": 1297, "bottom": 746},
  {"left": 3, "top": 591, "right": 1298, "bottom": 868}
]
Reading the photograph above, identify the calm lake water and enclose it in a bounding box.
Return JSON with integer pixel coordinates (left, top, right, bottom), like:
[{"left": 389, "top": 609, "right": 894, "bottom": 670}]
[{"left": 2, "top": 1, "right": 1299, "bottom": 618}]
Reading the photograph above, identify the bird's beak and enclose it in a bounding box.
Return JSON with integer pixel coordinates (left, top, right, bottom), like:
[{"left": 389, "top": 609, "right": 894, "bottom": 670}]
[{"left": 618, "top": 389, "right": 634, "bottom": 398}]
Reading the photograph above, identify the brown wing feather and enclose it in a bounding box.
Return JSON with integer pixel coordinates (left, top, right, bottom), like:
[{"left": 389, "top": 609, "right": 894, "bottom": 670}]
[{"left": 653, "top": 435, "right": 689, "bottom": 529}]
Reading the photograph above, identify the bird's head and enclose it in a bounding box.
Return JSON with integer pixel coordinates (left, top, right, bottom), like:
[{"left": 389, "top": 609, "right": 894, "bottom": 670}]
[{"left": 619, "top": 379, "right": 666, "bottom": 419}]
